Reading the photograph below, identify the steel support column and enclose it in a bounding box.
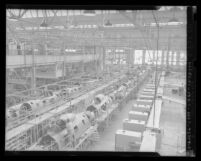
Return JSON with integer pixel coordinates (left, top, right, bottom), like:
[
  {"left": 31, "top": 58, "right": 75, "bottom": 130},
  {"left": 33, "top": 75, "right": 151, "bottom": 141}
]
[
  {"left": 176, "top": 51, "right": 180, "bottom": 67},
  {"left": 166, "top": 51, "right": 169, "bottom": 68},
  {"left": 161, "top": 50, "right": 164, "bottom": 67},
  {"left": 63, "top": 61, "right": 66, "bottom": 79},
  {"left": 45, "top": 44, "right": 48, "bottom": 56},
  {"left": 31, "top": 48, "right": 36, "bottom": 90},
  {"left": 153, "top": 50, "right": 156, "bottom": 65},
  {"left": 142, "top": 49, "right": 146, "bottom": 65},
  {"left": 126, "top": 49, "right": 129, "bottom": 67},
  {"left": 172, "top": 51, "right": 175, "bottom": 66},
  {"left": 133, "top": 49, "right": 135, "bottom": 66},
  {"left": 129, "top": 48, "right": 134, "bottom": 67},
  {"left": 102, "top": 46, "right": 105, "bottom": 72}
]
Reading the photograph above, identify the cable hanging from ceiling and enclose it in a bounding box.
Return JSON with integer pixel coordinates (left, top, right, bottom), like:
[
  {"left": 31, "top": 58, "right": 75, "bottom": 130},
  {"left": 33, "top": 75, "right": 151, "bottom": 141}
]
[{"left": 151, "top": 10, "right": 160, "bottom": 128}]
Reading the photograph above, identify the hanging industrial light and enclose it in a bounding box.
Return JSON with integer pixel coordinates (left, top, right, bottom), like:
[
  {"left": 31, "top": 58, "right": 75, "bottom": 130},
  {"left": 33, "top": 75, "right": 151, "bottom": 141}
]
[
  {"left": 64, "top": 10, "right": 72, "bottom": 29},
  {"left": 40, "top": 19, "right": 48, "bottom": 27},
  {"left": 105, "top": 19, "right": 112, "bottom": 26},
  {"left": 168, "top": 7, "right": 180, "bottom": 23},
  {"left": 7, "top": 9, "right": 23, "bottom": 21},
  {"left": 169, "top": 6, "right": 182, "bottom": 11},
  {"left": 104, "top": 10, "right": 112, "bottom": 27},
  {"left": 71, "top": 10, "right": 78, "bottom": 27},
  {"left": 168, "top": 17, "right": 179, "bottom": 23},
  {"left": 64, "top": 20, "right": 70, "bottom": 29},
  {"left": 83, "top": 10, "right": 96, "bottom": 16},
  {"left": 8, "top": 15, "right": 19, "bottom": 21}
]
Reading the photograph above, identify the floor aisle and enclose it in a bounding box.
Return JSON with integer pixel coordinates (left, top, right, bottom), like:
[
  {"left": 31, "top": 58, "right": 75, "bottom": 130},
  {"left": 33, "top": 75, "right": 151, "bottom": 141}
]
[
  {"left": 158, "top": 100, "right": 186, "bottom": 156},
  {"left": 87, "top": 100, "right": 135, "bottom": 151},
  {"left": 158, "top": 76, "right": 186, "bottom": 156},
  {"left": 87, "top": 86, "right": 145, "bottom": 151}
]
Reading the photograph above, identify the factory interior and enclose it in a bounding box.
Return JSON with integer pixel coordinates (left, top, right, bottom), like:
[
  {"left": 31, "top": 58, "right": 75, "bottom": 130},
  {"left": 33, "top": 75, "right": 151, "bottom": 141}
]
[{"left": 6, "top": 7, "right": 187, "bottom": 156}]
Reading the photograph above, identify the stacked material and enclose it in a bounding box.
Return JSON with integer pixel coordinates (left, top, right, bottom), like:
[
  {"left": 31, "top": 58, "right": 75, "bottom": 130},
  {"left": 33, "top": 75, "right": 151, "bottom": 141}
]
[
  {"left": 139, "top": 94, "right": 154, "bottom": 100},
  {"left": 123, "top": 119, "right": 146, "bottom": 133},
  {"left": 115, "top": 72, "right": 156, "bottom": 152},
  {"left": 132, "top": 104, "right": 151, "bottom": 113},
  {"left": 115, "top": 129, "right": 142, "bottom": 151},
  {"left": 140, "top": 99, "right": 163, "bottom": 152},
  {"left": 139, "top": 74, "right": 164, "bottom": 152},
  {"left": 145, "top": 85, "right": 156, "bottom": 90},
  {"left": 140, "top": 130, "right": 157, "bottom": 152},
  {"left": 143, "top": 88, "right": 155, "bottom": 93},
  {"left": 146, "top": 99, "right": 162, "bottom": 129},
  {"left": 128, "top": 111, "right": 148, "bottom": 122},
  {"left": 146, "top": 83, "right": 155, "bottom": 87},
  {"left": 140, "top": 91, "right": 155, "bottom": 96},
  {"left": 136, "top": 99, "right": 153, "bottom": 106}
]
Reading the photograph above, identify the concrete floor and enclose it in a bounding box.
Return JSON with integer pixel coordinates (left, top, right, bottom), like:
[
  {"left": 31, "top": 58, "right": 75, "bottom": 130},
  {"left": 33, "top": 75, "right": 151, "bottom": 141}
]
[
  {"left": 86, "top": 74, "right": 186, "bottom": 155},
  {"left": 158, "top": 75, "right": 186, "bottom": 156},
  {"left": 87, "top": 99, "right": 135, "bottom": 151},
  {"left": 163, "top": 74, "right": 186, "bottom": 100},
  {"left": 163, "top": 87, "right": 185, "bottom": 101},
  {"left": 87, "top": 87, "right": 145, "bottom": 151},
  {"left": 158, "top": 100, "right": 186, "bottom": 156}
]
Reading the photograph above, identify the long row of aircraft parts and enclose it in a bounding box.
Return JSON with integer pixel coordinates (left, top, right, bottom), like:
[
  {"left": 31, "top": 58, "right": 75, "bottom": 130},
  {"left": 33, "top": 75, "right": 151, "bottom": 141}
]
[{"left": 6, "top": 66, "right": 152, "bottom": 151}]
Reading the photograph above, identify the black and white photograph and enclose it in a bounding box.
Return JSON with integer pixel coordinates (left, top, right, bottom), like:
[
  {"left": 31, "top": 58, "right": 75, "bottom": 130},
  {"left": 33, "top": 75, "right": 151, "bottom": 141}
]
[{"left": 5, "top": 6, "right": 194, "bottom": 156}]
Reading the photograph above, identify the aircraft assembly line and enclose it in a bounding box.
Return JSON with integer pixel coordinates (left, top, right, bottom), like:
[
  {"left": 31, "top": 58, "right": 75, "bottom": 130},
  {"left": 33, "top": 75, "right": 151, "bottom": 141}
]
[{"left": 5, "top": 7, "right": 190, "bottom": 156}]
